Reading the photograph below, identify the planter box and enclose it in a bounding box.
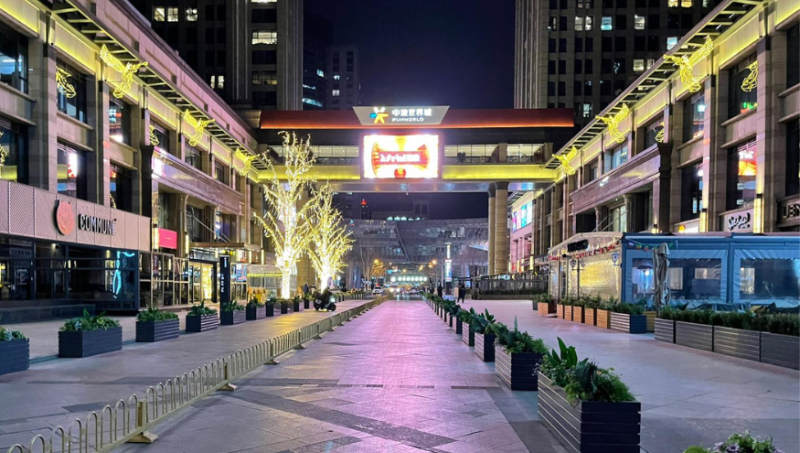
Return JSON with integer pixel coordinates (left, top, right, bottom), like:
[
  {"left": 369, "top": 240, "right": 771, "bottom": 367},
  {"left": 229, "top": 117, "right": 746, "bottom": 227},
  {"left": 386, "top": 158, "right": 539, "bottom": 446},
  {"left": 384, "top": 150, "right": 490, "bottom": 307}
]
[
  {"left": 495, "top": 346, "right": 543, "bottom": 391},
  {"left": 654, "top": 319, "right": 675, "bottom": 343},
  {"left": 538, "top": 372, "right": 641, "bottom": 453},
  {"left": 584, "top": 308, "right": 596, "bottom": 326},
  {"left": 304, "top": 299, "right": 310, "bottom": 310},
  {"left": 448, "top": 314, "right": 454, "bottom": 328},
  {"left": 292, "top": 301, "right": 303, "bottom": 312},
  {"left": 246, "top": 305, "right": 266, "bottom": 321},
  {"left": 0, "top": 339, "right": 29, "bottom": 375},
  {"left": 713, "top": 326, "right": 760, "bottom": 362},
  {"left": 221, "top": 310, "right": 246, "bottom": 326},
  {"left": 644, "top": 311, "right": 656, "bottom": 332},
  {"left": 462, "top": 324, "right": 475, "bottom": 346},
  {"left": 59, "top": 327, "right": 122, "bottom": 358},
  {"left": 186, "top": 314, "right": 219, "bottom": 333},
  {"left": 266, "top": 305, "right": 276, "bottom": 317},
  {"left": 610, "top": 313, "right": 647, "bottom": 334},
  {"left": 280, "top": 304, "right": 289, "bottom": 315},
  {"left": 564, "top": 306, "right": 574, "bottom": 322},
  {"left": 474, "top": 333, "right": 496, "bottom": 362},
  {"left": 538, "top": 302, "right": 554, "bottom": 316},
  {"left": 557, "top": 304, "right": 564, "bottom": 319},
  {"left": 135, "top": 319, "right": 179, "bottom": 343},
  {"left": 573, "top": 307, "right": 584, "bottom": 323},
  {"left": 675, "top": 321, "right": 713, "bottom": 352},
  {"left": 596, "top": 309, "right": 611, "bottom": 329},
  {"left": 455, "top": 317, "right": 463, "bottom": 335},
  {"left": 760, "top": 332, "right": 799, "bottom": 370}
]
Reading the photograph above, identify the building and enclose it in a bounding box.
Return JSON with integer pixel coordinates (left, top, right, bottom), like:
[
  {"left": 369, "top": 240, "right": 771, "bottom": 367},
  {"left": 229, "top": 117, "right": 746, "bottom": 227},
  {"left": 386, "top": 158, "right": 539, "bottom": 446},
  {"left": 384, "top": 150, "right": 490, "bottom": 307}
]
[
  {"left": 0, "top": 0, "right": 266, "bottom": 321},
  {"left": 302, "top": 12, "right": 332, "bottom": 110},
  {"left": 128, "top": 0, "right": 303, "bottom": 114},
  {"left": 509, "top": 192, "right": 534, "bottom": 274},
  {"left": 327, "top": 45, "right": 361, "bottom": 110},
  {"left": 514, "top": 0, "right": 719, "bottom": 130},
  {"left": 519, "top": 0, "right": 800, "bottom": 305}
]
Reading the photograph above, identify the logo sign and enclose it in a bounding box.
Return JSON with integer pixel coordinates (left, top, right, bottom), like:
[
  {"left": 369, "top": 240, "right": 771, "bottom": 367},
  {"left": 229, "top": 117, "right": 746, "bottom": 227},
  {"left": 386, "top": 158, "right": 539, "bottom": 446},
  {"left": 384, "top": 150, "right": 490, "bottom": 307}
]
[
  {"left": 353, "top": 106, "right": 449, "bottom": 126},
  {"left": 363, "top": 135, "right": 439, "bottom": 179},
  {"left": 779, "top": 199, "right": 800, "bottom": 225},
  {"left": 55, "top": 200, "right": 75, "bottom": 235},
  {"left": 79, "top": 214, "right": 117, "bottom": 235},
  {"left": 219, "top": 255, "right": 231, "bottom": 305},
  {"left": 157, "top": 228, "right": 178, "bottom": 249},
  {"left": 724, "top": 209, "right": 753, "bottom": 232}
]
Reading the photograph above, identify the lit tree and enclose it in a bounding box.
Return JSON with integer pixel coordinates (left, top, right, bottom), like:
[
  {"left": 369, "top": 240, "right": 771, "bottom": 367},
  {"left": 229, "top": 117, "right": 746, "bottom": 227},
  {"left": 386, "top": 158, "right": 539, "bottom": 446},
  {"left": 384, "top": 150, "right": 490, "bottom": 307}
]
[
  {"left": 308, "top": 184, "right": 354, "bottom": 289},
  {"left": 253, "top": 132, "right": 318, "bottom": 298}
]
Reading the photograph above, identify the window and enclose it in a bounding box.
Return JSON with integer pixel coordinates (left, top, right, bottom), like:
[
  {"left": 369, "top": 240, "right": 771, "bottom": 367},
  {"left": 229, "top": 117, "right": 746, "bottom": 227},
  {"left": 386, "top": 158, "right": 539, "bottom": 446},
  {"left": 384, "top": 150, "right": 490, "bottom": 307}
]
[
  {"left": 582, "top": 103, "right": 593, "bottom": 118},
  {"left": 788, "top": 24, "right": 799, "bottom": 88},
  {"left": 332, "top": 89, "right": 340, "bottom": 96},
  {"left": 601, "top": 16, "right": 613, "bottom": 31},
  {"left": 634, "top": 15, "right": 645, "bottom": 30},
  {"left": 602, "top": 37, "right": 612, "bottom": 52},
  {"left": 585, "top": 38, "right": 593, "bottom": 52},
  {"left": 588, "top": 162, "right": 599, "bottom": 181},
  {"left": 558, "top": 60, "right": 566, "bottom": 74},
  {"left": 560, "top": 17, "right": 568, "bottom": 31},
  {"left": 110, "top": 164, "right": 133, "bottom": 212},
  {"left": 333, "top": 74, "right": 340, "bottom": 80},
  {"left": 252, "top": 71, "right": 277, "bottom": 85},
  {"left": 558, "top": 81, "right": 566, "bottom": 96},
  {"left": 643, "top": 119, "right": 663, "bottom": 150},
  {"left": 684, "top": 92, "right": 706, "bottom": 141},
  {"left": 548, "top": 61, "right": 556, "bottom": 75},
  {"left": 575, "top": 16, "right": 585, "bottom": 31},
  {"left": 0, "top": 23, "right": 29, "bottom": 93},
  {"left": 575, "top": 38, "right": 583, "bottom": 52},
  {"left": 574, "top": 82, "right": 582, "bottom": 95},
  {"left": 150, "top": 122, "right": 170, "bottom": 155},
  {"left": 647, "top": 58, "right": 656, "bottom": 70},
  {"left": 251, "top": 30, "right": 277, "bottom": 45},
  {"left": 316, "top": 69, "right": 324, "bottom": 77},
  {"left": 615, "top": 37, "right": 626, "bottom": 52},
  {"left": 153, "top": 7, "right": 165, "bottom": 21},
  {"left": 585, "top": 59, "right": 593, "bottom": 74},
  {"left": 616, "top": 15, "right": 627, "bottom": 30},
  {"left": 666, "top": 37, "right": 678, "bottom": 50},
  {"left": 217, "top": 28, "right": 226, "bottom": 45},
  {"left": 729, "top": 56, "right": 758, "bottom": 118},
  {"left": 252, "top": 91, "right": 277, "bottom": 106},
  {"left": 252, "top": 50, "right": 277, "bottom": 65},
  {"left": 604, "top": 143, "right": 628, "bottom": 172},
  {"left": 584, "top": 80, "right": 593, "bottom": 95},
  {"left": 787, "top": 120, "right": 799, "bottom": 196},
  {"left": 577, "top": 0, "right": 594, "bottom": 7},
  {"left": 681, "top": 162, "right": 703, "bottom": 220},
  {"left": 108, "top": 98, "right": 131, "bottom": 146},
  {"left": 548, "top": 39, "right": 556, "bottom": 53},
  {"left": 186, "top": 7, "right": 198, "bottom": 21},
  {"left": 167, "top": 7, "right": 178, "bottom": 22},
  {"left": 57, "top": 144, "right": 87, "bottom": 200},
  {"left": 215, "top": 161, "right": 229, "bottom": 185},
  {"left": 727, "top": 140, "right": 757, "bottom": 209},
  {"left": 302, "top": 98, "right": 322, "bottom": 108},
  {"left": 0, "top": 118, "right": 27, "bottom": 184},
  {"left": 739, "top": 258, "right": 800, "bottom": 302},
  {"left": 649, "top": 14, "right": 660, "bottom": 29},
  {"left": 549, "top": 17, "right": 558, "bottom": 30},
  {"left": 575, "top": 60, "right": 583, "bottom": 74},
  {"left": 547, "top": 82, "right": 555, "bottom": 96},
  {"left": 185, "top": 144, "right": 203, "bottom": 172},
  {"left": 56, "top": 62, "right": 87, "bottom": 123},
  {"left": 559, "top": 39, "right": 567, "bottom": 53},
  {"left": 609, "top": 205, "right": 627, "bottom": 232},
  {"left": 252, "top": 9, "right": 277, "bottom": 23},
  {"left": 585, "top": 16, "right": 593, "bottom": 30},
  {"left": 613, "top": 58, "right": 625, "bottom": 74},
  {"left": 668, "top": 259, "right": 722, "bottom": 300},
  {"left": 633, "top": 59, "right": 645, "bottom": 72}
]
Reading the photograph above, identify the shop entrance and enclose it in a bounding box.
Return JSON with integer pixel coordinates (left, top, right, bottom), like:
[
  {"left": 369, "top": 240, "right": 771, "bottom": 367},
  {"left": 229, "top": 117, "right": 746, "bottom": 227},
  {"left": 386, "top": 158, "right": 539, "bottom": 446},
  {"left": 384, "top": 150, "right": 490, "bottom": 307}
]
[{"left": 189, "top": 260, "right": 216, "bottom": 304}]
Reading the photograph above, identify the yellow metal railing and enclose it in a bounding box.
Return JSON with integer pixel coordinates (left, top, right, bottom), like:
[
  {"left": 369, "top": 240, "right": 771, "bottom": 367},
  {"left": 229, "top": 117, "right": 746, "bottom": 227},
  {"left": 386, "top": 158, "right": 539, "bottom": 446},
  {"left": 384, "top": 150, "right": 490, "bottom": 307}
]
[{"left": 6, "top": 297, "right": 388, "bottom": 453}]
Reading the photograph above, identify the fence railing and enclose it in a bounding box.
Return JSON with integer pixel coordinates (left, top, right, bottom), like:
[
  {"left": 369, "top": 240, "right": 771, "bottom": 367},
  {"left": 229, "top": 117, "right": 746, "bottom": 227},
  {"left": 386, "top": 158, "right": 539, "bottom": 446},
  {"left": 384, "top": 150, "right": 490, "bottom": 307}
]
[{"left": 6, "top": 297, "right": 387, "bottom": 453}]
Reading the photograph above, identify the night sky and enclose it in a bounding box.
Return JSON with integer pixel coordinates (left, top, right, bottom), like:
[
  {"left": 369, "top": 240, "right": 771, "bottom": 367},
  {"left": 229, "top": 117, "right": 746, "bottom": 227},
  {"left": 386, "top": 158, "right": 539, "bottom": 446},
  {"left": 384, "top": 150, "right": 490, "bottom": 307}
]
[{"left": 306, "top": 0, "right": 514, "bottom": 218}]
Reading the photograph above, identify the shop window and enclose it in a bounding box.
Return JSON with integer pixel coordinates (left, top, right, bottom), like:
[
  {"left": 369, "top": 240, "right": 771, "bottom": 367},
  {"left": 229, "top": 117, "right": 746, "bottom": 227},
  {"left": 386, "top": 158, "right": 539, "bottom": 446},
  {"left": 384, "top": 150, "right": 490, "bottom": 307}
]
[
  {"left": 727, "top": 140, "right": 757, "bottom": 210},
  {"left": 739, "top": 258, "right": 800, "bottom": 302},
  {"left": 108, "top": 98, "right": 131, "bottom": 146},
  {"left": 186, "top": 205, "right": 204, "bottom": 242},
  {"left": 609, "top": 205, "right": 627, "bottom": 232},
  {"left": 728, "top": 56, "right": 758, "bottom": 118},
  {"left": 150, "top": 121, "right": 171, "bottom": 156},
  {"left": 786, "top": 120, "right": 799, "bottom": 196},
  {"left": 681, "top": 162, "right": 703, "bottom": 221},
  {"left": 185, "top": 144, "right": 204, "bottom": 172},
  {"left": 604, "top": 143, "right": 628, "bottom": 172},
  {"left": 56, "top": 61, "right": 87, "bottom": 123},
  {"left": 788, "top": 24, "right": 799, "bottom": 88},
  {"left": 683, "top": 91, "right": 706, "bottom": 141},
  {"left": 157, "top": 193, "right": 171, "bottom": 230},
  {"left": 252, "top": 30, "right": 277, "bottom": 45},
  {"left": 0, "top": 23, "right": 28, "bottom": 93},
  {"left": 643, "top": 119, "right": 663, "bottom": 150},
  {"left": 110, "top": 163, "right": 133, "bottom": 213},
  {"left": 632, "top": 258, "right": 655, "bottom": 303},
  {"left": 668, "top": 259, "right": 721, "bottom": 300},
  {"left": 0, "top": 118, "right": 28, "bottom": 184},
  {"left": 215, "top": 161, "right": 229, "bottom": 185},
  {"left": 57, "top": 144, "right": 88, "bottom": 200}
]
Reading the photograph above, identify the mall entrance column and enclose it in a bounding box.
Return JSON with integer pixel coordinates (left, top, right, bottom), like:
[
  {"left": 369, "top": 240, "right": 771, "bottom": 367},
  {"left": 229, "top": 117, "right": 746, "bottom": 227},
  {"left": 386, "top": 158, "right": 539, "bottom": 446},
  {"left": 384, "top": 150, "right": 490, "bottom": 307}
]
[
  {"left": 488, "top": 185, "right": 496, "bottom": 275},
  {"left": 493, "top": 182, "right": 510, "bottom": 274}
]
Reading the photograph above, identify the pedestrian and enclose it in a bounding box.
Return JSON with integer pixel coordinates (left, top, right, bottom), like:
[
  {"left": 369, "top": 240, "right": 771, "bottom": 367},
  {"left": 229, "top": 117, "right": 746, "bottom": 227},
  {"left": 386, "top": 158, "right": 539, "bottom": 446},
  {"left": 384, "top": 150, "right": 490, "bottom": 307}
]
[
  {"left": 303, "top": 283, "right": 309, "bottom": 297},
  {"left": 436, "top": 283, "right": 443, "bottom": 298},
  {"left": 457, "top": 283, "right": 466, "bottom": 304}
]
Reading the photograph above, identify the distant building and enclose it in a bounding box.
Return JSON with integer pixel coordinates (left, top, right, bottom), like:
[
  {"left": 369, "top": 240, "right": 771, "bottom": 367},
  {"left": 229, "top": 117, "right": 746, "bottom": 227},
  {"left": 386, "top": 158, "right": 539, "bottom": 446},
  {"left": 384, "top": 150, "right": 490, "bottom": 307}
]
[
  {"left": 328, "top": 45, "right": 361, "bottom": 110},
  {"left": 302, "top": 12, "right": 332, "bottom": 110}
]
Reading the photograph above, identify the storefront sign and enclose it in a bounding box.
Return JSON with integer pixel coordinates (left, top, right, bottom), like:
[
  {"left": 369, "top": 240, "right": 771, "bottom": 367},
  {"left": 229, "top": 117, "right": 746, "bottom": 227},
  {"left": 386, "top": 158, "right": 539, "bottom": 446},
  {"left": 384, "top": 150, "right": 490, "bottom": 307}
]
[
  {"left": 779, "top": 198, "right": 800, "bottom": 226},
  {"left": 362, "top": 135, "right": 440, "bottom": 179},
  {"left": 157, "top": 228, "right": 178, "bottom": 249},
  {"left": 353, "top": 106, "right": 449, "bottom": 126},
  {"left": 55, "top": 201, "right": 75, "bottom": 235},
  {"left": 724, "top": 209, "right": 753, "bottom": 232},
  {"left": 219, "top": 255, "right": 231, "bottom": 305},
  {"left": 79, "top": 214, "right": 117, "bottom": 235}
]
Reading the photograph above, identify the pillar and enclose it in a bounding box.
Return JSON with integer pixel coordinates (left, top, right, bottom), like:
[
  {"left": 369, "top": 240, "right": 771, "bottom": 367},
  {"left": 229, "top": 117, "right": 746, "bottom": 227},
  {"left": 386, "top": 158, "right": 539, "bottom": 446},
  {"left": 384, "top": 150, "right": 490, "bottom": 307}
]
[
  {"left": 494, "top": 182, "right": 509, "bottom": 274},
  {"left": 756, "top": 36, "right": 786, "bottom": 232},
  {"left": 595, "top": 205, "right": 609, "bottom": 232},
  {"left": 623, "top": 194, "right": 636, "bottom": 232},
  {"left": 487, "top": 185, "right": 496, "bottom": 275},
  {"left": 27, "top": 14, "right": 58, "bottom": 191}
]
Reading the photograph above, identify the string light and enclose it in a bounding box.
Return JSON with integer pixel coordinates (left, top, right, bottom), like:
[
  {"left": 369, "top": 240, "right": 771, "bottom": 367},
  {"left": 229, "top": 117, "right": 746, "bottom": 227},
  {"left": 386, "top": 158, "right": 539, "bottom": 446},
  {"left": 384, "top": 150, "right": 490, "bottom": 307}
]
[
  {"left": 596, "top": 104, "right": 630, "bottom": 144},
  {"left": 664, "top": 36, "right": 713, "bottom": 93},
  {"left": 307, "top": 183, "right": 354, "bottom": 289},
  {"left": 99, "top": 45, "right": 149, "bottom": 99},
  {"left": 183, "top": 110, "right": 215, "bottom": 147}
]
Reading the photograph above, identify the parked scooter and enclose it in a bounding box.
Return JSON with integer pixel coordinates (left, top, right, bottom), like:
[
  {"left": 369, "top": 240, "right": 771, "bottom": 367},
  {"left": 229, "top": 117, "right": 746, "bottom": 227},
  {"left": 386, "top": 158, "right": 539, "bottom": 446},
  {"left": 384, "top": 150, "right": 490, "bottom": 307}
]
[{"left": 313, "top": 289, "right": 337, "bottom": 311}]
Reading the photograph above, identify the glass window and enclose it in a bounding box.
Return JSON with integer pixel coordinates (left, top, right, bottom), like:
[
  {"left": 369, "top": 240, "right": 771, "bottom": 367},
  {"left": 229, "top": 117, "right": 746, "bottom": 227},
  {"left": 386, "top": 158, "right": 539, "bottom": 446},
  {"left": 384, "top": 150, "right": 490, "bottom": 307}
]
[
  {"left": 252, "top": 71, "right": 278, "bottom": 85},
  {"left": 185, "top": 144, "right": 203, "bottom": 172},
  {"left": 110, "top": 163, "right": 133, "bottom": 213},
  {"left": 683, "top": 92, "right": 706, "bottom": 141},
  {"left": 604, "top": 144, "right": 628, "bottom": 172},
  {"left": 584, "top": 80, "right": 593, "bottom": 95},
  {"left": 57, "top": 144, "right": 88, "bottom": 200},
  {"left": 643, "top": 119, "right": 663, "bottom": 150},
  {"left": 588, "top": 162, "right": 598, "bottom": 181},
  {"left": 0, "top": 23, "right": 28, "bottom": 93},
  {"left": 581, "top": 103, "right": 593, "bottom": 118},
  {"left": 666, "top": 37, "right": 678, "bottom": 50},
  {"left": 157, "top": 193, "right": 171, "bottom": 230},
  {"left": 585, "top": 16, "right": 593, "bottom": 31},
  {"left": 728, "top": 56, "right": 758, "bottom": 118},
  {"left": 549, "top": 17, "right": 558, "bottom": 31},
  {"left": 150, "top": 121, "right": 170, "bottom": 156},
  {"left": 632, "top": 258, "right": 656, "bottom": 303},
  {"left": 56, "top": 62, "right": 87, "bottom": 123},
  {"left": 252, "top": 9, "right": 277, "bottom": 23},
  {"left": 251, "top": 30, "right": 277, "bottom": 45},
  {"left": 739, "top": 259, "right": 800, "bottom": 303},
  {"left": 633, "top": 59, "right": 645, "bottom": 73},
  {"left": 668, "top": 258, "right": 721, "bottom": 300},
  {"left": 788, "top": 24, "right": 799, "bottom": 88},
  {"left": 108, "top": 98, "right": 131, "bottom": 146},
  {"left": 787, "top": 120, "right": 799, "bottom": 196},
  {"left": 167, "top": 7, "right": 178, "bottom": 21},
  {"left": 332, "top": 89, "right": 340, "bottom": 96},
  {"left": 215, "top": 161, "right": 228, "bottom": 185},
  {"left": 186, "top": 7, "right": 198, "bottom": 21},
  {"left": 609, "top": 205, "right": 627, "bottom": 232},
  {"left": 634, "top": 15, "right": 645, "bottom": 30},
  {"left": 575, "top": 16, "right": 585, "bottom": 31},
  {"left": 153, "top": 7, "right": 165, "bottom": 21},
  {"left": 0, "top": 118, "right": 28, "bottom": 184},
  {"left": 728, "top": 140, "right": 757, "bottom": 209},
  {"left": 681, "top": 162, "right": 703, "bottom": 221},
  {"left": 601, "top": 16, "right": 613, "bottom": 31},
  {"left": 252, "top": 50, "right": 277, "bottom": 65}
]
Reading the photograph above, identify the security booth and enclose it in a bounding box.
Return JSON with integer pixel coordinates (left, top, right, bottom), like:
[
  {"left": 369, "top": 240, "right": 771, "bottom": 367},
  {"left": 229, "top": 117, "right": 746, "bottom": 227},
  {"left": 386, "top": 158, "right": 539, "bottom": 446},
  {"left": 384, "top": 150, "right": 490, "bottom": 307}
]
[{"left": 548, "top": 233, "right": 800, "bottom": 309}]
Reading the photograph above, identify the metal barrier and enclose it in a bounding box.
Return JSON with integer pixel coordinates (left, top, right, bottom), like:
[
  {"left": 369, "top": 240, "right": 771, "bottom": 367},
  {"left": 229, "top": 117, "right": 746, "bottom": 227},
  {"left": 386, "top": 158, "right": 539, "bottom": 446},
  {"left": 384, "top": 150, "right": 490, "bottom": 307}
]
[{"left": 6, "top": 297, "right": 388, "bottom": 453}]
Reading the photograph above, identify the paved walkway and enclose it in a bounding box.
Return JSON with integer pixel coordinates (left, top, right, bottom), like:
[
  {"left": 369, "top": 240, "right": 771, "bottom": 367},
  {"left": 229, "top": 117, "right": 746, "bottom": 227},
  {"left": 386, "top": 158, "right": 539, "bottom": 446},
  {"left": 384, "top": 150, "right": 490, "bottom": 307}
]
[
  {"left": 118, "top": 300, "right": 567, "bottom": 453},
  {"left": 0, "top": 299, "right": 372, "bottom": 451},
  {"left": 462, "top": 299, "right": 800, "bottom": 453}
]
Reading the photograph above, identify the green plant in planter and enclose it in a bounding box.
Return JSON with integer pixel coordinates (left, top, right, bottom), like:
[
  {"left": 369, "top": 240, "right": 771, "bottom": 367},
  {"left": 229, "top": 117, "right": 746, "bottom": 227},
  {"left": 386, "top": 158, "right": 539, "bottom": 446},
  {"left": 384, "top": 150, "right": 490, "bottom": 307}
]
[
  {"left": 61, "top": 310, "right": 120, "bottom": 332},
  {"left": 187, "top": 301, "right": 217, "bottom": 317},
  {"left": 496, "top": 318, "right": 548, "bottom": 354},
  {"left": 136, "top": 306, "right": 179, "bottom": 322},
  {"left": 266, "top": 297, "right": 277, "bottom": 306},
  {"left": 247, "top": 296, "right": 265, "bottom": 308},
  {"left": 470, "top": 309, "right": 497, "bottom": 334},
  {"left": 540, "top": 337, "right": 584, "bottom": 387},
  {"left": 563, "top": 361, "right": 635, "bottom": 403},
  {"left": 683, "top": 431, "right": 784, "bottom": 453},
  {"left": 222, "top": 302, "right": 245, "bottom": 312},
  {"left": 533, "top": 293, "right": 554, "bottom": 303},
  {"left": 0, "top": 317, "right": 25, "bottom": 342},
  {"left": 279, "top": 299, "right": 291, "bottom": 307},
  {"left": 458, "top": 307, "right": 476, "bottom": 324},
  {"left": 607, "top": 301, "right": 644, "bottom": 315},
  {"left": 583, "top": 295, "right": 602, "bottom": 309}
]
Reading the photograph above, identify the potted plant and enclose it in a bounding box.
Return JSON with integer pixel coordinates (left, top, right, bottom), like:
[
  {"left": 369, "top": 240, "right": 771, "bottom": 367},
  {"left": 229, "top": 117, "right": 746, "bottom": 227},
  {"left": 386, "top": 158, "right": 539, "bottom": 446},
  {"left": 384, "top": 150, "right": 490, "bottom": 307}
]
[
  {"left": 472, "top": 310, "right": 503, "bottom": 362},
  {"left": 453, "top": 307, "right": 465, "bottom": 335},
  {"left": 755, "top": 313, "right": 799, "bottom": 369},
  {"left": 494, "top": 318, "right": 547, "bottom": 390},
  {"left": 303, "top": 295, "right": 311, "bottom": 310},
  {"left": 654, "top": 307, "right": 677, "bottom": 343},
  {"left": 266, "top": 297, "right": 276, "bottom": 317},
  {"left": 608, "top": 302, "right": 647, "bottom": 334},
  {"left": 135, "top": 306, "right": 179, "bottom": 343},
  {"left": 461, "top": 308, "right": 477, "bottom": 346},
  {"left": 185, "top": 302, "right": 218, "bottom": 333},
  {"left": 535, "top": 293, "right": 556, "bottom": 317},
  {"left": 675, "top": 309, "right": 714, "bottom": 351},
  {"left": 246, "top": 296, "right": 266, "bottom": 320},
  {"left": 221, "top": 301, "right": 246, "bottom": 325},
  {"left": 682, "top": 431, "right": 785, "bottom": 453},
  {"left": 562, "top": 298, "right": 575, "bottom": 321},
  {"left": 539, "top": 338, "right": 640, "bottom": 453},
  {"left": 292, "top": 296, "right": 303, "bottom": 312},
  {"left": 280, "top": 298, "right": 290, "bottom": 314},
  {"left": 596, "top": 299, "right": 613, "bottom": 329},
  {"left": 572, "top": 298, "right": 585, "bottom": 323},
  {"left": 0, "top": 321, "right": 28, "bottom": 375},
  {"left": 59, "top": 310, "right": 122, "bottom": 358},
  {"left": 583, "top": 296, "right": 600, "bottom": 326}
]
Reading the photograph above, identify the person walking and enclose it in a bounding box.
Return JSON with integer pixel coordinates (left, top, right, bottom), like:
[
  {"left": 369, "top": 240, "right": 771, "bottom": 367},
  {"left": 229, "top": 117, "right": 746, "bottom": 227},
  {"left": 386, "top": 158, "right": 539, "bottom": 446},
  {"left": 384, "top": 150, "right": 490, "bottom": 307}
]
[
  {"left": 303, "top": 283, "right": 309, "bottom": 297},
  {"left": 436, "top": 283, "right": 443, "bottom": 298},
  {"left": 457, "top": 283, "right": 466, "bottom": 304}
]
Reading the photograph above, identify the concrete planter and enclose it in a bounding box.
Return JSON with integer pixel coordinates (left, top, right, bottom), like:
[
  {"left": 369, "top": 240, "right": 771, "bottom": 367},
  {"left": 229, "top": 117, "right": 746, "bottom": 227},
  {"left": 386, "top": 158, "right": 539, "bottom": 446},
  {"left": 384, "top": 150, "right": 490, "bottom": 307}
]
[
  {"left": 596, "top": 309, "right": 611, "bottom": 329},
  {"left": 760, "top": 332, "right": 800, "bottom": 370},
  {"left": 584, "top": 308, "right": 596, "bottom": 326},
  {"left": 186, "top": 314, "right": 219, "bottom": 333},
  {"left": 654, "top": 318, "right": 675, "bottom": 343},
  {"left": 538, "top": 373, "right": 641, "bottom": 453},
  {"left": 246, "top": 305, "right": 266, "bottom": 321},
  {"left": 713, "top": 326, "right": 760, "bottom": 362},
  {"left": 573, "top": 307, "right": 584, "bottom": 323},
  {"left": 675, "top": 321, "right": 713, "bottom": 352},
  {"left": 644, "top": 311, "right": 656, "bottom": 332},
  {"left": 59, "top": 327, "right": 122, "bottom": 358},
  {"left": 0, "top": 339, "right": 29, "bottom": 375},
  {"left": 495, "top": 346, "right": 543, "bottom": 391},
  {"left": 462, "top": 324, "right": 475, "bottom": 346},
  {"left": 135, "top": 319, "right": 179, "bottom": 343},
  {"left": 474, "top": 333, "right": 496, "bottom": 362},
  {"left": 610, "top": 313, "right": 647, "bottom": 334},
  {"left": 221, "top": 310, "right": 246, "bottom": 326}
]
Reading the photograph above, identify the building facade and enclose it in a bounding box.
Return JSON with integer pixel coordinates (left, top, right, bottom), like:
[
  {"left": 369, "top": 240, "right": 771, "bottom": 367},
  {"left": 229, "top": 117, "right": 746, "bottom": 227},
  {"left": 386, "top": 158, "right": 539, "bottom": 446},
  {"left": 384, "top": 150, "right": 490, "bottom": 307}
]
[
  {"left": 515, "top": 0, "right": 719, "bottom": 130},
  {"left": 327, "top": 45, "right": 361, "bottom": 110},
  {"left": 302, "top": 12, "right": 332, "bottom": 110},
  {"left": 129, "top": 0, "right": 303, "bottom": 113}
]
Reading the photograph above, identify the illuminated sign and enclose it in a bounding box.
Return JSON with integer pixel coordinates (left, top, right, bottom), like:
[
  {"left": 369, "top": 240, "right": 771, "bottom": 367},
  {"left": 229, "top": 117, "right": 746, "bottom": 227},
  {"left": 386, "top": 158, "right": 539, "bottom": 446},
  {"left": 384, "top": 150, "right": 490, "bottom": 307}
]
[
  {"left": 362, "top": 135, "right": 439, "bottom": 179},
  {"left": 512, "top": 202, "right": 533, "bottom": 232},
  {"left": 353, "top": 106, "right": 449, "bottom": 126}
]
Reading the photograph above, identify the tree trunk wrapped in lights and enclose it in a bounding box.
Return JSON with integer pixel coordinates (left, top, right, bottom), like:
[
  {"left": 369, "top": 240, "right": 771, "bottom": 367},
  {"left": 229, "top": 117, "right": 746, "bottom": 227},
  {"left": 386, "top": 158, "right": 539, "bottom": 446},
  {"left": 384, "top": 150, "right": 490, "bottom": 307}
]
[
  {"left": 253, "top": 132, "right": 318, "bottom": 299},
  {"left": 308, "top": 183, "right": 354, "bottom": 289}
]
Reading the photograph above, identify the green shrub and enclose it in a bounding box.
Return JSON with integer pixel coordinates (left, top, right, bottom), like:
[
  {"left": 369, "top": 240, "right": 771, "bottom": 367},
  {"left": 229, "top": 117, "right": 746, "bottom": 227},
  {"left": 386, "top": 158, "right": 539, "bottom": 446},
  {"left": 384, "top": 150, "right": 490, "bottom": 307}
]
[
  {"left": 540, "top": 337, "right": 584, "bottom": 388},
  {"left": 563, "top": 361, "right": 636, "bottom": 404},
  {"left": 136, "top": 306, "right": 179, "bottom": 322},
  {"left": 495, "top": 317, "right": 548, "bottom": 355},
  {"left": 470, "top": 309, "right": 497, "bottom": 334},
  {"left": 247, "top": 297, "right": 265, "bottom": 308},
  {"left": 266, "top": 297, "right": 276, "bottom": 306},
  {"left": 61, "top": 310, "right": 120, "bottom": 332},
  {"left": 0, "top": 317, "right": 25, "bottom": 342},
  {"left": 222, "top": 302, "right": 245, "bottom": 312},
  {"left": 764, "top": 314, "right": 799, "bottom": 336},
  {"left": 683, "top": 431, "right": 783, "bottom": 453},
  {"left": 187, "top": 302, "right": 217, "bottom": 317},
  {"left": 533, "top": 293, "right": 554, "bottom": 303},
  {"left": 608, "top": 302, "right": 644, "bottom": 315}
]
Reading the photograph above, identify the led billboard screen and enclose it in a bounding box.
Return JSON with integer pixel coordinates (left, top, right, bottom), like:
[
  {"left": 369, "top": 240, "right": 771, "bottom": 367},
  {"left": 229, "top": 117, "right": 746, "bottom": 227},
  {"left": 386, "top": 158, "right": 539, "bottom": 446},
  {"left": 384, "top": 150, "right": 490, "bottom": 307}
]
[
  {"left": 362, "top": 135, "right": 439, "bottom": 179},
  {"left": 512, "top": 202, "right": 533, "bottom": 232}
]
